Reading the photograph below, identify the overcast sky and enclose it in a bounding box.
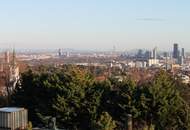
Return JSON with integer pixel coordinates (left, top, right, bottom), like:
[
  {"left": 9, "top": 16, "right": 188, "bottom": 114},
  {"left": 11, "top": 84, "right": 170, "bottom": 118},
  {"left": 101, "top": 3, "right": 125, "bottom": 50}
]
[{"left": 0, "top": 0, "right": 190, "bottom": 51}]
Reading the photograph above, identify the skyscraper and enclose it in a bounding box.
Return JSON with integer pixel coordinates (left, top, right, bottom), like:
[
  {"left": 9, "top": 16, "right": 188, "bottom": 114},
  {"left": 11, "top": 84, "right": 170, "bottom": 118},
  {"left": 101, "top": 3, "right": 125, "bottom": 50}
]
[
  {"left": 58, "top": 48, "right": 62, "bottom": 57},
  {"left": 153, "top": 47, "right": 157, "bottom": 59},
  {"left": 145, "top": 51, "right": 151, "bottom": 59},
  {"left": 137, "top": 49, "right": 143, "bottom": 58},
  {"left": 178, "top": 56, "right": 184, "bottom": 65},
  {"left": 181, "top": 48, "right": 185, "bottom": 58},
  {"left": 173, "top": 43, "right": 179, "bottom": 59}
]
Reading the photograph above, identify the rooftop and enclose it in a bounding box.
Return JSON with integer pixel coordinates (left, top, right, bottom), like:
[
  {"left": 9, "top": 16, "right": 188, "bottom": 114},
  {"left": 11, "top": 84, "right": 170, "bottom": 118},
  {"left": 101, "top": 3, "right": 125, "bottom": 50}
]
[{"left": 0, "top": 107, "right": 25, "bottom": 113}]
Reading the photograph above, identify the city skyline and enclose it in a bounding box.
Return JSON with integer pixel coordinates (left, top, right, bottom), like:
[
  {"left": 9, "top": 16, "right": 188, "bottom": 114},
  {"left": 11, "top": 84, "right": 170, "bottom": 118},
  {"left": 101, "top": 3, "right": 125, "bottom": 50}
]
[{"left": 0, "top": 0, "right": 190, "bottom": 51}]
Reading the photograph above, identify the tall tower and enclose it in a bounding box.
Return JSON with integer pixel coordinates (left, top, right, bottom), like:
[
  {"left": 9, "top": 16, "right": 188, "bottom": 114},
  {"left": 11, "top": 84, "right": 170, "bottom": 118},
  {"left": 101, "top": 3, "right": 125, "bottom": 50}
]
[
  {"left": 12, "top": 48, "right": 16, "bottom": 66},
  {"left": 10, "top": 48, "right": 19, "bottom": 91},
  {"left": 58, "top": 49, "right": 62, "bottom": 57},
  {"left": 153, "top": 47, "right": 157, "bottom": 59},
  {"left": 173, "top": 43, "right": 179, "bottom": 59},
  {"left": 5, "top": 51, "right": 10, "bottom": 63},
  {"left": 178, "top": 56, "right": 184, "bottom": 65},
  {"left": 181, "top": 48, "right": 185, "bottom": 58}
]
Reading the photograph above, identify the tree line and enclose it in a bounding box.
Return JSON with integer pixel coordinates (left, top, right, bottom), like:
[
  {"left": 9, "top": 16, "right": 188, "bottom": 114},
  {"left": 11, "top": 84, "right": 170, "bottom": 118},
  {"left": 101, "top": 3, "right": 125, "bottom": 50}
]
[{"left": 10, "top": 65, "right": 190, "bottom": 130}]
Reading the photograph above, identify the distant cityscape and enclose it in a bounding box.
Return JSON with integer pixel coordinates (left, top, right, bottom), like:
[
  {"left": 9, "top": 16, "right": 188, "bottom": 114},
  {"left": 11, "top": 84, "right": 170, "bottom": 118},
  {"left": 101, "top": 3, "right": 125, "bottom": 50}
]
[
  {"left": 0, "top": 43, "right": 189, "bottom": 96},
  {"left": 0, "top": 43, "right": 190, "bottom": 130}
]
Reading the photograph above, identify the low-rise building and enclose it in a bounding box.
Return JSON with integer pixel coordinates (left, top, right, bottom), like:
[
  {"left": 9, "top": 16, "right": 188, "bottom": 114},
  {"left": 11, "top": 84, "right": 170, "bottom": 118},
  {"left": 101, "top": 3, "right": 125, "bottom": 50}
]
[
  {"left": 0, "top": 107, "right": 28, "bottom": 130},
  {"left": 148, "top": 59, "right": 159, "bottom": 67}
]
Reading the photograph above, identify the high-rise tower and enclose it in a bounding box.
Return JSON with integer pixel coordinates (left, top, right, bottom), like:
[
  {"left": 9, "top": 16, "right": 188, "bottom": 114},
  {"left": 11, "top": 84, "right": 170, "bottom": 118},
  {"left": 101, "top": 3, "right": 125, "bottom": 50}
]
[
  {"left": 153, "top": 47, "right": 157, "bottom": 59},
  {"left": 173, "top": 43, "right": 179, "bottom": 59},
  {"left": 181, "top": 48, "right": 185, "bottom": 58},
  {"left": 58, "top": 49, "right": 62, "bottom": 57}
]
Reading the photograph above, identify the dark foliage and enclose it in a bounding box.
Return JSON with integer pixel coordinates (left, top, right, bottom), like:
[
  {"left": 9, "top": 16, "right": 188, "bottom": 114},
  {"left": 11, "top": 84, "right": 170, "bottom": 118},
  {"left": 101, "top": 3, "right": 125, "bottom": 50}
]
[{"left": 11, "top": 66, "right": 190, "bottom": 130}]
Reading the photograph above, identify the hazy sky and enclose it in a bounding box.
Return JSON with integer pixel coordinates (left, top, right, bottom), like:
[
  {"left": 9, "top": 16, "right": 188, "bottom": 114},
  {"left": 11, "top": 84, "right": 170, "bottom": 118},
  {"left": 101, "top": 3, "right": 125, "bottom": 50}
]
[{"left": 0, "top": 0, "right": 190, "bottom": 51}]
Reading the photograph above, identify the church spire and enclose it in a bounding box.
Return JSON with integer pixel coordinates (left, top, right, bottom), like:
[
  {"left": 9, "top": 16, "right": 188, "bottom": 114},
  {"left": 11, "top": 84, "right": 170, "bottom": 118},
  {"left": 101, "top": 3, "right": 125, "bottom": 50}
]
[
  {"left": 5, "top": 51, "right": 10, "bottom": 64},
  {"left": 12, "top": 48, "right": 16, "bottom": 66}
]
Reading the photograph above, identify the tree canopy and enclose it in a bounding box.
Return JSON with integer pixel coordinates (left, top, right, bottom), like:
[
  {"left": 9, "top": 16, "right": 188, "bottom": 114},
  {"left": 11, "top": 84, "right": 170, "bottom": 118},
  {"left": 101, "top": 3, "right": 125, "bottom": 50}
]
[{"left": 11, "top": 66, "right": 190, "bottom": 130}]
